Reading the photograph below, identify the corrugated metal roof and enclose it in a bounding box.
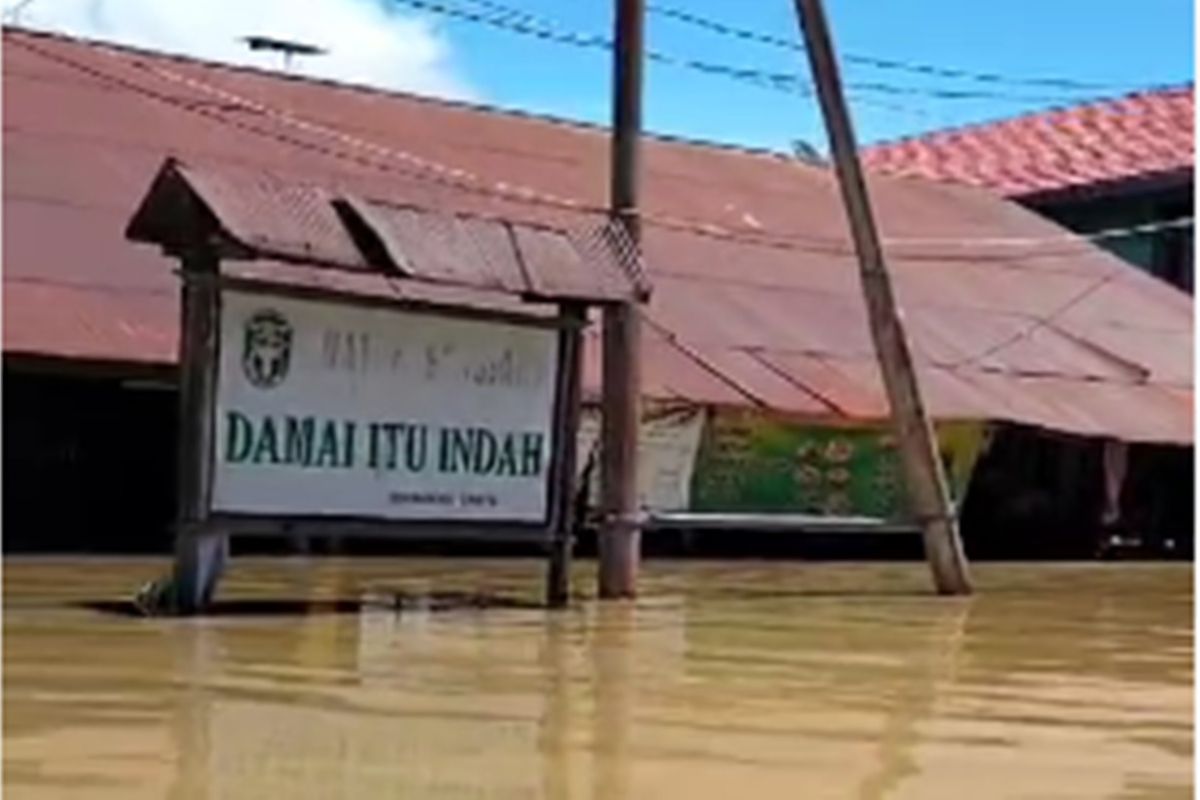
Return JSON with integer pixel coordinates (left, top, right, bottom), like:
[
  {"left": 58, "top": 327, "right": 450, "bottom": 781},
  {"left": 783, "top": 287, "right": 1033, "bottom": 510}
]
[
  {"left": 3, "top": 28, "right": 1192, "bottom": 443},
  {"left": 349, "top": 194, "right": 645, "bottom": 302},
  {"left": 863, "top": 86, "right": 1194, "bottom": 199},
  {"left": 126, "top": 159, "right": 646, "bottom": 303},
  {"left": 166, "top": 160, "right": 367, "bottom": 268}
]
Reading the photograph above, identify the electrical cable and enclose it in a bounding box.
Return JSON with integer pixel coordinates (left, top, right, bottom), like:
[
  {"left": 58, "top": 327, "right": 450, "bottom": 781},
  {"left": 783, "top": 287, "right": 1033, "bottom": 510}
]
[
  {"left": 10, "top": 33, "right": 1190, "bottom": 264},
  {"left": 644, "top": 1, "right": 1154, "bottom": 94},
  {"left": 394, "top": 0, "right": 1090, "bottom": 104}
]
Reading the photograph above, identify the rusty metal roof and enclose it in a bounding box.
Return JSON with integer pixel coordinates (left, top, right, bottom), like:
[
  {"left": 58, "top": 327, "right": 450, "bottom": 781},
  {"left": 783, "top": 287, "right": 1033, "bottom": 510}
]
[
  {"left": 125, "top": 158, "right": 646, "bottom": 304},
  {"left": 3, "top": 28, "right": 1192, "bottom": 443}
]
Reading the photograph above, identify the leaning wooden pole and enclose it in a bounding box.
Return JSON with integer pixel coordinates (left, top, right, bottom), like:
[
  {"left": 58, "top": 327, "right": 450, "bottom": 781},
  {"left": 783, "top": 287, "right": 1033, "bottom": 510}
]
[
  {"left": 599, "top": 0, "right": 645, "bottom": 598},
  {"left": 790, "top": 0, "right": 972, "bottom": 595}
]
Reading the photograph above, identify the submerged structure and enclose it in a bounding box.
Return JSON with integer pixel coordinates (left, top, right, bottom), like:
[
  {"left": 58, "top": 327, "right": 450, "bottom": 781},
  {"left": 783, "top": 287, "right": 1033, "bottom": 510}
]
[{"left": 3, "top": 28, "right": 1192, "bottom": 556}]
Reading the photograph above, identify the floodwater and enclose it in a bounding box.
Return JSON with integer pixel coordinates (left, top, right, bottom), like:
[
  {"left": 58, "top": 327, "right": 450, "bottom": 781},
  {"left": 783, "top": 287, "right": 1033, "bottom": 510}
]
[{"left": 3, "top": 559, "right": 1192, "bottom": 799}]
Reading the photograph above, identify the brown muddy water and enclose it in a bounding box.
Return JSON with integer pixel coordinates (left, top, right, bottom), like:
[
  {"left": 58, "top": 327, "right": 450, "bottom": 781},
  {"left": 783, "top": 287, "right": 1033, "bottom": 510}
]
[{"left": 3, "top": 558, "right": 1193, "bottom": 799}]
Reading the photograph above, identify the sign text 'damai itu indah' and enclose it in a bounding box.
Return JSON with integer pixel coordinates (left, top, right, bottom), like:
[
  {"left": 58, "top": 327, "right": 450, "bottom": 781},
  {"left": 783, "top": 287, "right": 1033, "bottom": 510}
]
[{"left": 212, "top": 291, "right": 560, "bottom": 522}]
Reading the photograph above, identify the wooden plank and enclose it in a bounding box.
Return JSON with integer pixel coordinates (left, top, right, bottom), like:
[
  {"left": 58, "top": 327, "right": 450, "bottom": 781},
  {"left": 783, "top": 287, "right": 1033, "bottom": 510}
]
[
  {"left": 212, "top": 274, "right": 566, "bottom": 330},
  {"left": 643, "top": 512, "right": 919, "bottom": 535},
  {"left": 208, "top": 515, "right": 554, "bottom": 543}
]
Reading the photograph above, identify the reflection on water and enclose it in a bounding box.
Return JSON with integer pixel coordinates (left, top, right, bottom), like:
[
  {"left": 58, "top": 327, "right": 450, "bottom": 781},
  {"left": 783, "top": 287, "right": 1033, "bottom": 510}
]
[{"left": 3, "top": 559, "right": 1192, "bottom": 799}]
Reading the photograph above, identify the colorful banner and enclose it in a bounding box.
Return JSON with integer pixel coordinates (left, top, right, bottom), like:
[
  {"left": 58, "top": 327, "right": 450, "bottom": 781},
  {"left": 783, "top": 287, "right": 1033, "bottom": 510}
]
[{"left": 689, "top": 410, "right": 988, "bottom": 519}]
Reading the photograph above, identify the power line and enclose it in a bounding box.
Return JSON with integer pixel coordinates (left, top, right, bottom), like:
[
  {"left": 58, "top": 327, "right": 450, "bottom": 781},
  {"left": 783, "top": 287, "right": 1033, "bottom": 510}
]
[
  {"left": 645, "top": 2, "right": 1146, "bottom": 95},
  {"left": 884, "top": 216, "right": 1195, "bottom": 250},
  {"left": 10, "top": 32, "right": 1190, "bottom": 265},
  {"left": 455, "top": 0, "right": 924, "bottom": 118},
  {"left": 63, "top": 38, "right": 1200, "bottom": 251},
  {"left": 7, "top": 35, "right": 575, "bottom": 208},
  {"left": 3, "top": 0, "right": 38, "bottom": 23},
  {"left": 396, "top": 0, "right": 812, "bottom": 95},
  {"left": 9, "top": 31, "right": 1181, "bottom": 406},
  {"left": 121, "top": 48, "right": 1186, "bottom": 373},
  {"left": 937, "top": 270, "right": 1127, "bottom": 370},
  {"left": 393, "top": 0, "right": 1083, "bottom": 104}
]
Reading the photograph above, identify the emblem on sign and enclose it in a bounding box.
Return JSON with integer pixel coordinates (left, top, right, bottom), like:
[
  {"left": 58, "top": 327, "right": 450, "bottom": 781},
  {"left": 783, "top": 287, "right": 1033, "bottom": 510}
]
[{"left": 242, "top": 309, "right": 293, "bottom": 389}]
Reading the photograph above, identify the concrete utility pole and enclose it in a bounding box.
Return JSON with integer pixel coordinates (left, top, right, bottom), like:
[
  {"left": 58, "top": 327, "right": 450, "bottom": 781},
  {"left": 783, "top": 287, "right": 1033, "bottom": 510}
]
[
  {"left": 599, "top": 0, "right": 645, "bottom": 598},
  {"left": 790, "top": 0, "right": 972, "bottom": 595}
]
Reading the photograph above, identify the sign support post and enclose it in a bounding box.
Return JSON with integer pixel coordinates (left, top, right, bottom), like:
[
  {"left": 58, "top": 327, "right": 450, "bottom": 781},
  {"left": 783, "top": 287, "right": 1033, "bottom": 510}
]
[
  {"left": 170, "top": 248, "right": 229, "bottom": 614},
  {"left": 545, "top": 302, "right": 586, "bottom": 608}
]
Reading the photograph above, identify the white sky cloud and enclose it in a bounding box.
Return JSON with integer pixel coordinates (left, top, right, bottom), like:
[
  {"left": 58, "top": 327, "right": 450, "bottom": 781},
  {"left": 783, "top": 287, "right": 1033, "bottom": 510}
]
[{"left": 9, "top": 0, "right": 478, "bottom": 100}]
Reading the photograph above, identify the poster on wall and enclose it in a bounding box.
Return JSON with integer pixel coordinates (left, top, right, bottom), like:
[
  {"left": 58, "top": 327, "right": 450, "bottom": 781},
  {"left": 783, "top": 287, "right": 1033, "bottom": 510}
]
[
  {"left": 576, "top": 405, "right": 707, "bottom": 512},
  {"left": 211, "top": 290, "right": 560, "bottom": 523},
  {"left": 689, "top": 410, "right": 987, "bottom": 519}
]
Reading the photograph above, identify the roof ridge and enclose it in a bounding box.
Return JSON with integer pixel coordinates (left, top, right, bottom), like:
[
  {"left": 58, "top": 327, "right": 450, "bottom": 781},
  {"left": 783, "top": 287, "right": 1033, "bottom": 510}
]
[
  {"left": 4, "top": 24, "right": 803, "bottom": 166},
  {"left": 864, "top": 82, "right": 1195, "bottom": 151}
]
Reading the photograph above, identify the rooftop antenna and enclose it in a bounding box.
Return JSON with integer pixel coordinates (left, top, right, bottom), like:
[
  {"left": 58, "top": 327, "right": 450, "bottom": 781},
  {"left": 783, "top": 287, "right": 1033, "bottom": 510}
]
[
  {"left": 5, "top": 0, "right": 38, "bottom": 24},
  {"left": 241, "top": 35, "right": 328, "bottom": 71}
]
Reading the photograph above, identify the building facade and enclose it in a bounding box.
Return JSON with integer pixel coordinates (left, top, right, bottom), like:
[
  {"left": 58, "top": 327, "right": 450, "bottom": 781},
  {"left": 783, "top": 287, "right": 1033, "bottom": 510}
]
[{"left": 4, "top": 30, "right": 1193, "bottom": 557}]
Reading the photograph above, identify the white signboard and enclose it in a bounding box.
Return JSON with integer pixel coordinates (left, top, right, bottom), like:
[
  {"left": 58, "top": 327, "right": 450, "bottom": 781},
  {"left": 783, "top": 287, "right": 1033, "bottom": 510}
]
[{"left": 212, "top": 290, "right": 560, "bottom": 523}]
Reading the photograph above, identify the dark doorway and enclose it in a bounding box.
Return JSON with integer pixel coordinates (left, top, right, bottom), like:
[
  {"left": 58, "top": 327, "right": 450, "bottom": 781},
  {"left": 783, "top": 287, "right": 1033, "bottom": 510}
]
[
  {"left": 960, "top": 424, "right": 1193, "bottom": 560},
  {"left": 3, "top": 361, "right": 177, "bottom": 553}
]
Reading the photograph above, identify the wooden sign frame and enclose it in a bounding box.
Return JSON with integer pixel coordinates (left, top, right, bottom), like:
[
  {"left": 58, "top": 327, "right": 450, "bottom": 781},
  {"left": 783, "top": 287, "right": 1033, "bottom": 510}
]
[{"left": 174, "top": 249, "right": 584, "bottom": 608}]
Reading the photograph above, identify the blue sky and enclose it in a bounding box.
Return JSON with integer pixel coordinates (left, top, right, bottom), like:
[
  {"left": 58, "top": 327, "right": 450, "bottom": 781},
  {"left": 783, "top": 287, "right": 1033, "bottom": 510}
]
[
  {"left": 14, "top": 0, "right": 1194, "bottom": 152},
  {"left": 418, "top": 0, "right": 1194, "bottom": 149}
]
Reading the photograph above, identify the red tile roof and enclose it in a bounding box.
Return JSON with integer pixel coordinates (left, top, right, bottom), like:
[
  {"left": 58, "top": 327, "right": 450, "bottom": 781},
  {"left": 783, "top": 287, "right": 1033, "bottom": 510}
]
[
  {"left": 863, "top": 87, "right": 1194, "bottom": 200},
  {"left": 3, "top": 29, "right": 1193, "bottom": 443}
]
